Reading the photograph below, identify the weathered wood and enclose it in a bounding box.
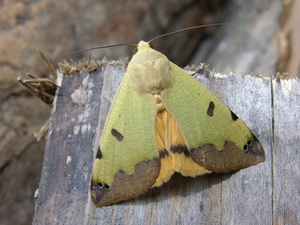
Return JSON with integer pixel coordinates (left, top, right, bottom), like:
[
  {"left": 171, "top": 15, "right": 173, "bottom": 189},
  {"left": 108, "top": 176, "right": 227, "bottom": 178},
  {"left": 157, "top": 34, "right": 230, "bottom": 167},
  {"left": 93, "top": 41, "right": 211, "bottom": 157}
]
[
  {"left": 32, "top": 60, "right": 300, "bottom": 225},
  {"left": 272, "top": 79, "right": 300, "bottom": 224}
]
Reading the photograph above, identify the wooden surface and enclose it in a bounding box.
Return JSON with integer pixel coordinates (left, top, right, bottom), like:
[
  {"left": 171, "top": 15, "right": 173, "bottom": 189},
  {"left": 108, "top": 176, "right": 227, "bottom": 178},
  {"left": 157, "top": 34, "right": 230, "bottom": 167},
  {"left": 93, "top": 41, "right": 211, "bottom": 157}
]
[{"left": 33, "top": 61, "right": 299, "bottom": 225}]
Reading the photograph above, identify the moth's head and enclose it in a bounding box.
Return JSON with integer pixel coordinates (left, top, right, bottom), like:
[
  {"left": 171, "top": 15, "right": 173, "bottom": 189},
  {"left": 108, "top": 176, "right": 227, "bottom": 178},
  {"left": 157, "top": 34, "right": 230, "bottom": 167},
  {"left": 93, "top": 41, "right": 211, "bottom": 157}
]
[
  {"left": 127, "top": 40, "right": 172, "bottom": 94},
  {"left": 137, "top": 41, "right": 151, "bottom": 51}
]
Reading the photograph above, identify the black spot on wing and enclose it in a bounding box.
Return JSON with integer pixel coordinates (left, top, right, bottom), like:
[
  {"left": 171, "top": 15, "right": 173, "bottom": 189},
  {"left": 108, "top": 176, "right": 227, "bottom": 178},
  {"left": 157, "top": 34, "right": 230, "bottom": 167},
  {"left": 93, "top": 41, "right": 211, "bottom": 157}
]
[
  {"left": 111, "top": 128, "right": 124, "bottom": 141},
  {"left": 91, "top": 182, "right": 110, "bottom": 191},
  {"left": 159, "top": 148, "right": 169, "bottom": 158},
  {"left": 207, "top": 101, "right": 215, "bottom": 117},
  {"left": 96, "top": 147, "right": 102, "bottom": 159},
  {"left": 243, "top": 140, "right": 254, "bottom": 152},
  {"left": 230, "top": 110, "right": 238, "bottom": 121},
  {"left": 171, "top": 145, "right": 190, "bottom": 157}
]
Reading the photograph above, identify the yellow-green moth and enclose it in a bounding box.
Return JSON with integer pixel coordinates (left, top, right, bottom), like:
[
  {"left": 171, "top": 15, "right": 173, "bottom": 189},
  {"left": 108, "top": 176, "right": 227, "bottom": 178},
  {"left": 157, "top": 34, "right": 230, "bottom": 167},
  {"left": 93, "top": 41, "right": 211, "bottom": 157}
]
[{"left": 91, "top": 40, "right": 265, "bottom": 207}]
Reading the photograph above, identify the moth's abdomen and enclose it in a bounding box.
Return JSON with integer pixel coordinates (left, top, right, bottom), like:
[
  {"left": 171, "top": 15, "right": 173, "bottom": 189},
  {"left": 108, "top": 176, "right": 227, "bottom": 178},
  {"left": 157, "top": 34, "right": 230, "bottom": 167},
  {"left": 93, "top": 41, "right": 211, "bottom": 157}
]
[{"left": 153, "top": 109, "right": 211, "bottom": 187}]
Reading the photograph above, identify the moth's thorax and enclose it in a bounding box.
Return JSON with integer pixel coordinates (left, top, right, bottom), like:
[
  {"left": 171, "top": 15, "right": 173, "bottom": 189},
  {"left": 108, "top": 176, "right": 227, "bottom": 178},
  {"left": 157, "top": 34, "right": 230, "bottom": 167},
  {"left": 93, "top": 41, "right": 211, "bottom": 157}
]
[
  {"left": 127, "top": 41, "right": 173, "bottom": 94},
  {"left": 153, "top": 93, "right": 165, "bottom": 113}
]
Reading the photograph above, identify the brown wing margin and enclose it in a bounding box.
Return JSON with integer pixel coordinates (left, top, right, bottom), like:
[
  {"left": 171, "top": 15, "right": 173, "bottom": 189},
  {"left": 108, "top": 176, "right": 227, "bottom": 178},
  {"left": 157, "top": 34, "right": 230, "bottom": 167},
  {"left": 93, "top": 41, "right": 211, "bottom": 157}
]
[
  {"left": 190, "top": 139, "right": 265, "bottom": 173},
  {"left": 91, "top": 159, "right": 159, "bottom": 207}
]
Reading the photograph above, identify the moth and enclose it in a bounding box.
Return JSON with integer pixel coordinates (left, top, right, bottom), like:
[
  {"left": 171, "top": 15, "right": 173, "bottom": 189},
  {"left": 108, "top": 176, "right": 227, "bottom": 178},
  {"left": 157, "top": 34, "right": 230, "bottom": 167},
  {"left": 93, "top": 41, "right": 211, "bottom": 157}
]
[{"left": 91, "top": 40, "right": 265, "bottom": 207}]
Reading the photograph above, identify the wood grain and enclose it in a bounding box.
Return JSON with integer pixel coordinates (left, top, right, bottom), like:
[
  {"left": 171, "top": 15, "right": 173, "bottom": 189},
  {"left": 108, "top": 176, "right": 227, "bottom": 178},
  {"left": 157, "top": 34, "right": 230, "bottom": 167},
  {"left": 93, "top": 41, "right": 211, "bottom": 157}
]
[{"left": 33, "top": 62, "right": 299, "bottom": 225}]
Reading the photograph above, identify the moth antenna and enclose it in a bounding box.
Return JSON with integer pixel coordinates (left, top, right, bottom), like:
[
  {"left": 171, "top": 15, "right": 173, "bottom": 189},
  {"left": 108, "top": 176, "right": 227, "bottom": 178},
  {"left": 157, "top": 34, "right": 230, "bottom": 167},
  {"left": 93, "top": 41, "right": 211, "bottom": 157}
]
[
  {"left": 39, "top": 49, "right": 57, "bottom": 79},
  {"left": 148, "top": 23, "right": 227, "bottom": 44},
  {"left": 55, "top": 24, "right": 226, "bottom": 61},
  {"left": 55, "top": 43, "right": 136, "bottom": 61}
]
